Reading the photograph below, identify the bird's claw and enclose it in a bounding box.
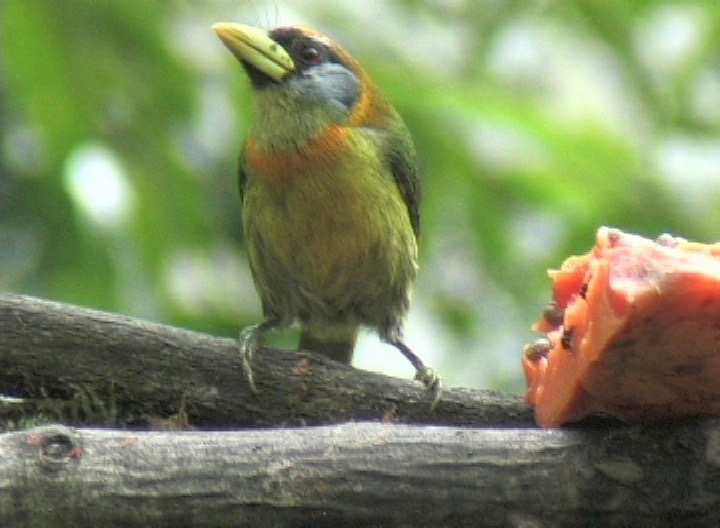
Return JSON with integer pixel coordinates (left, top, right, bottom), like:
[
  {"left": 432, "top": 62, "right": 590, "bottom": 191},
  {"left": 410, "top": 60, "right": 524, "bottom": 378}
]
[
  {"left": 414, "top": 365, "right": 441, "bottom": 390},
  {"left": 414, "top": 366, "right": 442, "bottom": 409},
  {"left": 238, "top": 326, "right": 259, "bottom": 393}
]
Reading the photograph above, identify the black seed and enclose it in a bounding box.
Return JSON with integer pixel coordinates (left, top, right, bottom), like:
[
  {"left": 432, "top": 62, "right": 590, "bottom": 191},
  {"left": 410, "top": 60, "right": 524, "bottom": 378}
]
[{"left": 561, "top": 326, "right": 575, "bottom": 350}]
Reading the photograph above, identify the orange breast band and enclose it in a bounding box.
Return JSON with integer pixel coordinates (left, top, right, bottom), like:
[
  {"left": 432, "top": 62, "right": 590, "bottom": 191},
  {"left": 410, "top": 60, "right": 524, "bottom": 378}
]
[{"left": 245, "top": 125, "right": 351, "bottom": 183}]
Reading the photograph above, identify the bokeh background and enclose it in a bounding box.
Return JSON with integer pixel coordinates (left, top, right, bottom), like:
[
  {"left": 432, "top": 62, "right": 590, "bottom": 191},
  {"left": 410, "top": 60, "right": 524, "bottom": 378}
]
[{"left": 2, "top": 0, "right": 719, "bottom": 392}]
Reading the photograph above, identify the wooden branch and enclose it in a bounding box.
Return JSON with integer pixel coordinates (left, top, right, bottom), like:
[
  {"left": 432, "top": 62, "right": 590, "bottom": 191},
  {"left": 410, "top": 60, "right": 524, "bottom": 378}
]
[
  {"left": 0, "top": 293, "right": 533, "bottom": 428},
  {"left": 4, "top": 294, "right": 719, "bottom": 525},
  {"left": 2, "top": 422, "right": 719, "bottom": 527}
]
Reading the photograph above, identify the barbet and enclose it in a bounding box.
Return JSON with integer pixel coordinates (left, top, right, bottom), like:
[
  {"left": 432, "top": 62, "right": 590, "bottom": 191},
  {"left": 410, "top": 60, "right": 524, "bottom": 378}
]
[{"left": 213, "top": 23, "right": 440, "bottom": 398}]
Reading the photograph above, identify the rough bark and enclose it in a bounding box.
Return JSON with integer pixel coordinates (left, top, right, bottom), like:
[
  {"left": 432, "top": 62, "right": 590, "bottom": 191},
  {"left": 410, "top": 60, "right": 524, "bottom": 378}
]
[
  {"left": 1, "top": 422, "right": 719, "bottom": 528},
  {"left": 3, "top": 292, "right": 716, "bottom": 527},
  {"left": 0, "top": 292, "right": 533, "bottom": 428}
]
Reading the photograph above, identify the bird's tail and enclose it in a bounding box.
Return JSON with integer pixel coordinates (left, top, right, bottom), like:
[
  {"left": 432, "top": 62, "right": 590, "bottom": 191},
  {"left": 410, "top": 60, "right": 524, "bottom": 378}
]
[{"left": 298, "top": 324, "right": 358, "bottom": 364}]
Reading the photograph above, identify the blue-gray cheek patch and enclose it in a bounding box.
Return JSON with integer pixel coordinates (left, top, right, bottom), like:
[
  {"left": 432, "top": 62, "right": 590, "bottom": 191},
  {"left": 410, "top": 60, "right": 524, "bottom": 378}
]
[{"left": 292, "top": 62, "right": 360, "bottom": 113}]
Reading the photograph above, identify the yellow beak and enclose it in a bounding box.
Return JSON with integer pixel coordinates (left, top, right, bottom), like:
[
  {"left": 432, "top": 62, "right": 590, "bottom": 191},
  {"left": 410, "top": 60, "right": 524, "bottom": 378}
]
[{"left": 212, "top": 23, "right": 295, "bottom": 82}]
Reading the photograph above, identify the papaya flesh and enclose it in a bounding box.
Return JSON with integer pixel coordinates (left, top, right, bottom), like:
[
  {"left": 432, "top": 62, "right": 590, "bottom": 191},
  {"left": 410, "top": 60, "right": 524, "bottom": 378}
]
[{"left": 524, "top": 226, "right": 720, "bottom": 427}]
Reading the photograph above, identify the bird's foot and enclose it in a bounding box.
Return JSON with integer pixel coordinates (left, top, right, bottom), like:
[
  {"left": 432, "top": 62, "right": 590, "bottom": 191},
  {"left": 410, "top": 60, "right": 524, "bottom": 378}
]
[
  {"left": 238, "top": 325, "right": 260, "bottom": 393},
  {"left": 414, "top": 365, "right": 441, "bottom": 391},
  {"left": 414, "top": 366, "right": 442, "bottom": 410},
  {"left": 389, "top": 337, "right": 443, "bottom": 409}
]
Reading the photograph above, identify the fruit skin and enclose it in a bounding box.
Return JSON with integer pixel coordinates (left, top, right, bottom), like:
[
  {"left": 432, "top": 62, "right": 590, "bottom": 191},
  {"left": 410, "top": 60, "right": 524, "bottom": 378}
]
[
  {"left": 213, "top": 23, "right": 439, "bottom": 396},
  {"left": 525, "top": 227, "right": 720, "bottom": 427}
]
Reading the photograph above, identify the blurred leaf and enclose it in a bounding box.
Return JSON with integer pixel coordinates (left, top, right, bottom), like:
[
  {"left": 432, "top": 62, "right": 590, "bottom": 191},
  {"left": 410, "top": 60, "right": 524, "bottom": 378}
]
[{"left": 2, "top": 0, "right": 719, "bottom": 390}]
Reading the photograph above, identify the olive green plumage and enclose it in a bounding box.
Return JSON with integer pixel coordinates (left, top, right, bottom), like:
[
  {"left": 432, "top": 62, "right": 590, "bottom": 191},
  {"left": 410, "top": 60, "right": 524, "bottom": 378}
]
[
  {"left": 213, "top": 23, "right": 439, "bottom": 396},
  {"left": 241, "top": 110, "right": 418, "bottom": 364}
]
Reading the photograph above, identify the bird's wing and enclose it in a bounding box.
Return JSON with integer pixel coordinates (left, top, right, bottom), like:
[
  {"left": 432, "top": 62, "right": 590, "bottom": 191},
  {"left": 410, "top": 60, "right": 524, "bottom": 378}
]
[
  {"left": 238, "top": 150, "right": 248, "bottom": 204},
  {"left": 385, "top": 133, "right": 420, "bottom": 239}
]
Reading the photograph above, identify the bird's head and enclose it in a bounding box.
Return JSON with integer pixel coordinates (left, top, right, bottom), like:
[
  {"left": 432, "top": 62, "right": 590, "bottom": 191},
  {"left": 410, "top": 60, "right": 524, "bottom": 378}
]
[{"left": 213, "top": 23, "right": 396, "bottom": 150}]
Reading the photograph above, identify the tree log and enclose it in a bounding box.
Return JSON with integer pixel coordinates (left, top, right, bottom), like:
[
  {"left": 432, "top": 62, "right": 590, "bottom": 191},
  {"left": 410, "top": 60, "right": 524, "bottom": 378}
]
[
  {"left": 1, "top": 422, "right": 718, "bottom": 527},
  {"left": 0, "top": 293, "right": 533, "bottom": 428},
  {"left": 3, "top": 293, "right": 719, "bottom": 526}
]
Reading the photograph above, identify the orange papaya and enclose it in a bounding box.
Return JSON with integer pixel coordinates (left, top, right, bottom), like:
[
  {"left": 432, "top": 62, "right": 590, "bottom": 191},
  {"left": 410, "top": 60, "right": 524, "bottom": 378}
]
[{"left": 524, "top": 227, "right": 720, "bottom": 427}]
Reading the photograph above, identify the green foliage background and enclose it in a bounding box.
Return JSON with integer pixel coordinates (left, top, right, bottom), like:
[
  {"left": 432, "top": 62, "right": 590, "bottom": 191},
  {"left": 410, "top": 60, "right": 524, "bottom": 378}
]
[{"left": 2, "top": 0, "right": 719, "bottom": 391}]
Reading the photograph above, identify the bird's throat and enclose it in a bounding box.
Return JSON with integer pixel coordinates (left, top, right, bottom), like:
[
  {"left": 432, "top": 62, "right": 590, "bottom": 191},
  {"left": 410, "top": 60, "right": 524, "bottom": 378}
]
[{"left": 244, "top": 88, "right": 356, "bottom": 183}]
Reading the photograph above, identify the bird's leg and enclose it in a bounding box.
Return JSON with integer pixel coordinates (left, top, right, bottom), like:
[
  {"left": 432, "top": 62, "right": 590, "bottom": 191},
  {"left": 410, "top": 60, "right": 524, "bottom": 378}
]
[
  {"left": 238, "top": 316, "right": 282, "bottom": 392},
  {"left": 387, "top": 338, "right": 442, "bottom": 408}
]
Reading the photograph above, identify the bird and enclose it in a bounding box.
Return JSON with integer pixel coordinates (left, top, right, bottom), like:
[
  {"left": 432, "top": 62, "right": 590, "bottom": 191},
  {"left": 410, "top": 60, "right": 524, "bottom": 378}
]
[{"left": 212, "top": 22, "right": 440, "bottom": 400}]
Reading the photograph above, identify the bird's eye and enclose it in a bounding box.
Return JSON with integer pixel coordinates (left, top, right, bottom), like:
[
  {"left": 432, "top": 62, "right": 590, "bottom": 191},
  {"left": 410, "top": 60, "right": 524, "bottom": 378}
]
[{"left": 300, "top": 46, "right": 321, "bottom": 64}]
